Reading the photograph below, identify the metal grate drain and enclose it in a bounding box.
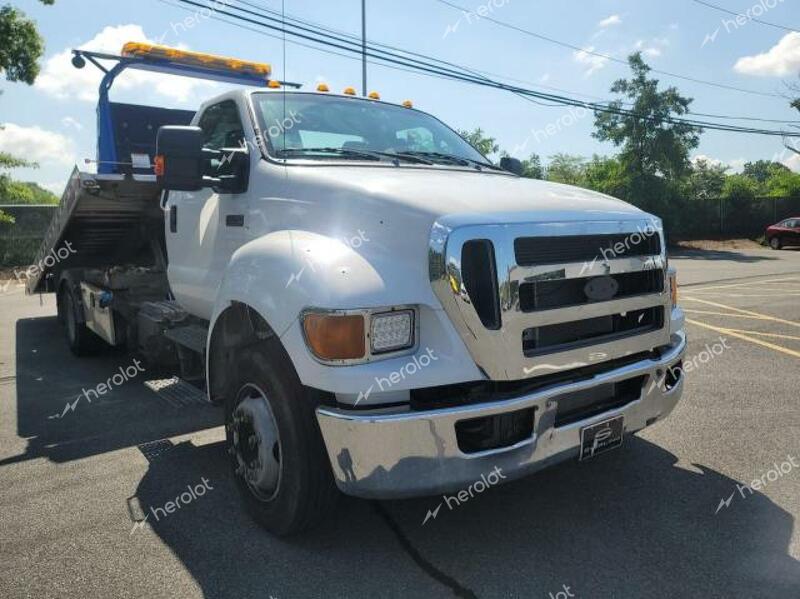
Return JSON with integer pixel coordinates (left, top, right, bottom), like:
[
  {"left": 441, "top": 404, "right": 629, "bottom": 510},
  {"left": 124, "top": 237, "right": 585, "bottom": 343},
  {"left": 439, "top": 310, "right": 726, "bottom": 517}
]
[
  {"left": 144, "top": 377, "right": 209, "bottom": 408},
  {"left": 137, "top": 439, "right": 175, "bottom": 462}
]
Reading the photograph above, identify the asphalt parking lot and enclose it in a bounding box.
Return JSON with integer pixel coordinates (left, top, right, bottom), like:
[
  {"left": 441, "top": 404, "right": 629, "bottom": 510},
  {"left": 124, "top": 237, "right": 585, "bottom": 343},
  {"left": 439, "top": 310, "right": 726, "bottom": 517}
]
[{"left": 0, "top": 248, "right": 798, "bottom": 599}]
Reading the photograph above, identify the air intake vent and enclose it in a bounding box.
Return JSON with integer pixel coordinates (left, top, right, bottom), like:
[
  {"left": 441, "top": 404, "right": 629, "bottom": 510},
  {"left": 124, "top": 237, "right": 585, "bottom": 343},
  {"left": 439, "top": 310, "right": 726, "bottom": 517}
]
[
  {"left": 514, "top": 233, "right": 661, "bottom": 266},
  {"left": 461, "top": 239, "right": 501, "bottom": 330}
]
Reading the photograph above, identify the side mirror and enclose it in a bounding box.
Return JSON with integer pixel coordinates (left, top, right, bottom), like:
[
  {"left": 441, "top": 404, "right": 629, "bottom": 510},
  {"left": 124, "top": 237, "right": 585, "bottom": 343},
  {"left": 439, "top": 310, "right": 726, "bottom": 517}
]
[
  {"left": 500, "top": 156, "right": 524, "bottom": 176},
  {"left": 156, "top": 126, "right": 205, "bottom": 191}
]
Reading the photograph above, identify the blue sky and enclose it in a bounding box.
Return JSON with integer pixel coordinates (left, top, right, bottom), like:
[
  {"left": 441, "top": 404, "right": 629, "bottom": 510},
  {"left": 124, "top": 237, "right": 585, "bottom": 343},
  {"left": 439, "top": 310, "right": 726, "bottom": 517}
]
[{"left": 2, "top": 0, "right": 800, "bottom": 194}]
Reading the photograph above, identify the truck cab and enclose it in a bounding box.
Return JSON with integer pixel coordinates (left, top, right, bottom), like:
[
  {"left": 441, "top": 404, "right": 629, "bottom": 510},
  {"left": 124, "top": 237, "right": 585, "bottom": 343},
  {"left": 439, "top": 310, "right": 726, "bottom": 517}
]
[{"left": 30, "top": 43, "right": 686, "bottom": 536}]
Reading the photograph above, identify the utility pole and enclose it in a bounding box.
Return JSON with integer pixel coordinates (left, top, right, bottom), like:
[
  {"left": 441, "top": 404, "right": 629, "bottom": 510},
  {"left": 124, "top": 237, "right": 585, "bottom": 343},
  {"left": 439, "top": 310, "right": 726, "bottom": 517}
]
[{"left": 361, "top": 0, "right": 367, "bottom": 95}]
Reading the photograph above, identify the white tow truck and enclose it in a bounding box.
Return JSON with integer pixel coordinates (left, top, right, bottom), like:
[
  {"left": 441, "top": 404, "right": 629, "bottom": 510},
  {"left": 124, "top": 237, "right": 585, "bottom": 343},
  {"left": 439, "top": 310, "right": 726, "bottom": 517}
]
[{"left": 28, "top": 43, "right": 687, "bottom": 535}]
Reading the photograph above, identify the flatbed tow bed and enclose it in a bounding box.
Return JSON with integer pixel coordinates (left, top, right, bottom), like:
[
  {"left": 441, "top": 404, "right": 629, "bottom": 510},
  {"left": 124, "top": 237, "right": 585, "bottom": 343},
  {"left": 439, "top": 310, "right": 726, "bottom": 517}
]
[{"left": 26, "top": 169, "right": 162, "bottom": 294}]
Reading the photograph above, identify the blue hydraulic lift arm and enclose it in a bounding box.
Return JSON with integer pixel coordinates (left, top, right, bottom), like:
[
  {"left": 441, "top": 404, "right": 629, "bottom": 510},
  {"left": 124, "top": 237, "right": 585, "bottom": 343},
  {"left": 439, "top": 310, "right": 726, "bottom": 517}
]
[{"left": 70, "top": 48, "right": 301, "bottom": 174}]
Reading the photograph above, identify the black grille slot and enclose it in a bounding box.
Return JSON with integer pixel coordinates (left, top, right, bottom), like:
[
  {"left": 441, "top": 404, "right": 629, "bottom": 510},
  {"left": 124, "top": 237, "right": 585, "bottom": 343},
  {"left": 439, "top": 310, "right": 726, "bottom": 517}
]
[
  {"left": 522, "top": 306, "right": 664, "bottom": 356},
  {"left": 456, "top": 407, "right": 534, "bottom": 454},
  {"left": 554, "top": 376, "right": 645, "bottom": 427},
  {"left": 461, "top": 239, "right": 501, "bottom": 330},
  {"left": 519, "top": 270, "right": 664, "bottom": 312},
  {"left": 514, "top": 233, "right": 661, "bottom": 266}
]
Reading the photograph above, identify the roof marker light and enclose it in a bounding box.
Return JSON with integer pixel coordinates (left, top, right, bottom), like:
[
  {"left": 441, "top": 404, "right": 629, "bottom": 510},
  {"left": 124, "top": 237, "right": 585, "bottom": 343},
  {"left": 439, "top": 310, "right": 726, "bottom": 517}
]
[
  {"left": 316, "top": 83, "right": 330, "bottom": 92},
  {"left": 343, "top": 86, "right": 357, "bottom": 96},
  {"left": 402, "top": 100, "right": 413, "bottom": 108},
  {"left": 268, "top": 80, "right": 281, "bottom": 88},
  {"left": 368, "top": 91, "right": 380, "bottom": 100}
]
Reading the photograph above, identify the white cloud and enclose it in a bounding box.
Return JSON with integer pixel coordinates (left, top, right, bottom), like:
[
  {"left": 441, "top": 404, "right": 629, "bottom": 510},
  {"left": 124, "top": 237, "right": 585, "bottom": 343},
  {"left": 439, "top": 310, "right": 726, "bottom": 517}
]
[
  {"left": 0, "top": 123, "right": 76, "bottom": 166},
  {"left": 35, "top": 24, "right": 217, "bottom": 103},
  {"left": 61, "top": 116, "right": 83, "bottom": 131},
  {"left": 41, "top": 181, "right": 67, "bottom": 195},
  {"left": 781, "top": 152, "right": 800, "bottom": 172},
  {"left": 691, "top": 154, "right": 746, "bottom": 173},
  {"left": 573, "top": 47, "right": 609, "bottom": 76},
  {"left": 734, "top": 32, "right": 800, "bottom": 77},
  {"left": 598, "top": 15, "right": 622, "bottom": 28},
  {"left": 634, "top": 39, "right": 664, "bottom": 58},
  {"left": 539, "top": 73, "right": 551, "bottom": 83}
]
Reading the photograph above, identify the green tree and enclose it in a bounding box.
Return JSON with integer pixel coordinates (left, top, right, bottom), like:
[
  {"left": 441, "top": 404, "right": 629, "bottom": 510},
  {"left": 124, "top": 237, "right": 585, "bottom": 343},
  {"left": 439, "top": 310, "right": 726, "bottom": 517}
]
[
  {"left": 458, "top": 127, "right": 499, "bottom": 157},
  {"left": 742, "top": 160, "right": 790, "bottom": 185},
  {"left": 0, "top": 1, "right": 54, "bottom": 84},
  {"left": 686, "top": 158, "right": 728, "bottom": 199},
  {"left": 764, "top": 167, "right": 800, "bottom": 198},
  {"left": 593, "top": 53, "right": 701, "bottom": 185},
  {"left": 582, "top": 155, "right": 631, "bottom": 197},
  {"left": 546, "top": 153, "right": 586, "bottom": 185}
]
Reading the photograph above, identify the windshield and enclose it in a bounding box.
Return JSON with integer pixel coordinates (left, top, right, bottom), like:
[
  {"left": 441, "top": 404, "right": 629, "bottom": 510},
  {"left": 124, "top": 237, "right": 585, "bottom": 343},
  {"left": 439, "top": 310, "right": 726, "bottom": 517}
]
[{"left": 252, "top": 92, "right": 492, "bottom": 166}]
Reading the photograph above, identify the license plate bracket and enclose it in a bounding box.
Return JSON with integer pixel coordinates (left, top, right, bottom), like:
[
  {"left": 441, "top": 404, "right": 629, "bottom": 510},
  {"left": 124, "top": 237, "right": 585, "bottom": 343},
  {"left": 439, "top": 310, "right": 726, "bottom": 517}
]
[{"left": 579, "top": 415, "right": 624, "bottom": 460}]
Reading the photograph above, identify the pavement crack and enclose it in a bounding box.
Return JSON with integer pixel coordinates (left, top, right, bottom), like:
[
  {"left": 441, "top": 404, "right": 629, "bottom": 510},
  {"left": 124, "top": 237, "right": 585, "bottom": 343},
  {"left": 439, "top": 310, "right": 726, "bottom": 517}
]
[{"left": 372, "top": 502, "right": 478, "bottom": 599}]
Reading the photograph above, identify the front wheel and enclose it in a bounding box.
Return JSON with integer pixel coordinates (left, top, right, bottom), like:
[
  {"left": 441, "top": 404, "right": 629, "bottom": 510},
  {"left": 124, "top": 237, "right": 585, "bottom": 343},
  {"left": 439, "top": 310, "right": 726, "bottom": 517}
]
[
  {"left": 769, "top": 236, "right": 782, "bottom": 250},
  {"left": 225, "top": 341, "right": 339, "bottom": 535}
]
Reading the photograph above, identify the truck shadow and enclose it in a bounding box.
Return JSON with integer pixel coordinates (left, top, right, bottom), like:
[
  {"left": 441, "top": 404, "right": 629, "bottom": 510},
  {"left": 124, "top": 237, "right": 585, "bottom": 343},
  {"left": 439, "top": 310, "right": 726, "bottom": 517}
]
[
  {"left": 4, "top": 316, "right": 221, "bottom": 467},
  {"left": 129, "top": 436, "right": 799, "bottom": 598}
]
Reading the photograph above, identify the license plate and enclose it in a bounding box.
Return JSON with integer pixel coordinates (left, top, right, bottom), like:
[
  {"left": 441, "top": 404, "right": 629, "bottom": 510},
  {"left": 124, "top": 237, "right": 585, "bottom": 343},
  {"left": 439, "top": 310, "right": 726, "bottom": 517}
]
[{"left": 579, "top": 415, "right": 624, "bottom": 461}]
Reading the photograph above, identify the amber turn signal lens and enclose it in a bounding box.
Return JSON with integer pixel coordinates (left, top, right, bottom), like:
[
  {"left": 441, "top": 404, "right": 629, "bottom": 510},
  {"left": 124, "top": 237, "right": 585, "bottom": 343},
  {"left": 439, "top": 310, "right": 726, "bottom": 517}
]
[
  {"left": 303, "top": 314, "right": 365, "bottom": 361},
  {"left": 669, "top": 272, "right": 678, "bottom": 307}
]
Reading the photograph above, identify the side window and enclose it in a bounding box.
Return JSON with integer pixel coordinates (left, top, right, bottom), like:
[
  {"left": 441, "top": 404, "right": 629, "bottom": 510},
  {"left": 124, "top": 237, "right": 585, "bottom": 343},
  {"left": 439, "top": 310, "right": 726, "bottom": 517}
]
[{"left": 198, "top": 100, "right": 245, "bottom": 149}]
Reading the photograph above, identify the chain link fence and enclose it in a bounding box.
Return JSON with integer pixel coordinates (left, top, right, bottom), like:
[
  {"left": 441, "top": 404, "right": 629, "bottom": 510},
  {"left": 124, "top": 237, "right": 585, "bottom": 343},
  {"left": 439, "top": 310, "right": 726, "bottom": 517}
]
[
  {"left": 0, "top": 205, "right": 56, "bottom": 267},
  {"left": 669, "top": 196, "right": 800, "bottom": 239}
]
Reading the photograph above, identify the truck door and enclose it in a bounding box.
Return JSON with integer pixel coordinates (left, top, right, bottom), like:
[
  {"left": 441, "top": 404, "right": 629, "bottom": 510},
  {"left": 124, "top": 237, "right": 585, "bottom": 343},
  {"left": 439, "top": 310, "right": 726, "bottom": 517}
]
[{"left": 164, "top": 99, "right": 249, "bottom": 319}]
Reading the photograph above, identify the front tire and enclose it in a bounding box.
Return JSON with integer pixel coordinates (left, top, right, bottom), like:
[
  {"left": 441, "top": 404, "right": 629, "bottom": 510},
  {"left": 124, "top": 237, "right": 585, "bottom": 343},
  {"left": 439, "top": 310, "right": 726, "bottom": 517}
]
[
  {"left": 225, "top": 340, "right": 339, "bottom": 535},
  {"left": 769, "top": 236, "right": 782, "bottom": 250}
]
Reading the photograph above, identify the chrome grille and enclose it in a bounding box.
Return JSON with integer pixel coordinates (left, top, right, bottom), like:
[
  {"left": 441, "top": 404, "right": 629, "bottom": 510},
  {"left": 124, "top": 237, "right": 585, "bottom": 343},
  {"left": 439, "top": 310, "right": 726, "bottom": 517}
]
[{"left": 429, "top": 217, "right": 671, "bottom": 381}]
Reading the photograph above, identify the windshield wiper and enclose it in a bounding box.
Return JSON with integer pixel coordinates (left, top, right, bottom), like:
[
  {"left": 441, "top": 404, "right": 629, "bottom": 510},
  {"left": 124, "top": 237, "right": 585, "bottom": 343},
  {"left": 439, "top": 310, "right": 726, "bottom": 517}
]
[
  {"left": 402, "top": 151, "right": 504, "bottom": 171},
  {"left": 277, "top": 147, "right": 437, "bottom": 165},
  {"left": 275, "top": 147, "right": 381, "bottom": 161}
]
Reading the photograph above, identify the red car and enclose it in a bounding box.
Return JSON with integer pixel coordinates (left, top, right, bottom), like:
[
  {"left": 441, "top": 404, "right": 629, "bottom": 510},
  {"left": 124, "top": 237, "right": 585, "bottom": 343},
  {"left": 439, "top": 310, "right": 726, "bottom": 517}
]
[{"left": 766, "top": 217, "right": 800, "bottom": 250}]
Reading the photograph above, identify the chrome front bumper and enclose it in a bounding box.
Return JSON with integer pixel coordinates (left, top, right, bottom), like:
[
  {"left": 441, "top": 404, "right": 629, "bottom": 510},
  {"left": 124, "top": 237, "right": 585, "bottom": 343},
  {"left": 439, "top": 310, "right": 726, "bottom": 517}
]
[{"left": 316, "top": 331, "right": 687, "bottom": 499}]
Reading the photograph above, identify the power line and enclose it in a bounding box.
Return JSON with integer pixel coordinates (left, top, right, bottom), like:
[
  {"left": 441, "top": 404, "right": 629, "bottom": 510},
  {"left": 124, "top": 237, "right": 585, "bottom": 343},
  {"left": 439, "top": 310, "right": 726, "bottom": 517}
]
[
  {"left": 433, "top": 0, "right": 784, "bottom": 99},
  {"left": 165, "top": 0, "right": 800, "bottom": 136},
  {"left": 229, "top": 0, "right": 799, "bottom": 122},
  {"left": 691, "top": 0, "right": 800, "bottom": 34}
]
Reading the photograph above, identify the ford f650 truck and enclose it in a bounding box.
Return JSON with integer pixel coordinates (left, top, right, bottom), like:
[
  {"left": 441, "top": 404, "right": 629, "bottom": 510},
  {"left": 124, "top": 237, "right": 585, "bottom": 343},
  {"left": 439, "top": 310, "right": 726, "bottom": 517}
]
[{"left": 28, "top": 43, "right": 686, "bottom": 535}]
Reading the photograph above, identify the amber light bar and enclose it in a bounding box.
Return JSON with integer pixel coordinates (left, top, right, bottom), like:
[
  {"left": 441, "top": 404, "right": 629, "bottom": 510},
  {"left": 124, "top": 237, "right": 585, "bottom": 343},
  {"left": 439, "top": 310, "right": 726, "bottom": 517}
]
[{"left": 121, "top": 42, "right": 271, "bottom": 79}]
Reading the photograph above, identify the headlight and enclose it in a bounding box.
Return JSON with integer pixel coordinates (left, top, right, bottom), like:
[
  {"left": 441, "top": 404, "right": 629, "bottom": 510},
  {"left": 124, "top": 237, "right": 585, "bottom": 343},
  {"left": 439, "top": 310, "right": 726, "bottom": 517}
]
[
  {"left": 370, "top": 310, "right": 415, "bottom": 354},
  {"left": 302, "top": 307, "right": 416, "bottom": 364}
]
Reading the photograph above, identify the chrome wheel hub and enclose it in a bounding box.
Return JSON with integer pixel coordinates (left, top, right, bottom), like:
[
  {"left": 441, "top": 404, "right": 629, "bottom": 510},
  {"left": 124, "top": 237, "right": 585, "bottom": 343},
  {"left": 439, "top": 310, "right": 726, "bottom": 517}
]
[{"left": 231, "top": 384, "right": 282, "bottom": 501}]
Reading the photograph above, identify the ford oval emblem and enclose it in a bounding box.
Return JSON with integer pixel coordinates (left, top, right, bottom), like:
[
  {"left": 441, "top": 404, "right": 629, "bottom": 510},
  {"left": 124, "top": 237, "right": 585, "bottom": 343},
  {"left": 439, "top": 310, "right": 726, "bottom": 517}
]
[{"left": 584, "top": 276, "right": 619, "bottom": 302}]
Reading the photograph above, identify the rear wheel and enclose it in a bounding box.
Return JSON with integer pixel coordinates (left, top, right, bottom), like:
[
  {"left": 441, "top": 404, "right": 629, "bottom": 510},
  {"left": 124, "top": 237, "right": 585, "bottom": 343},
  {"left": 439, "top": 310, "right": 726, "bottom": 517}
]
[
  {"left": 58, "top": 284, "right": 101, "bottom": 356},
  {"left": 225, "top": 340, "right": 339, "bottom": 535},
  {"left": 769, "top": 236, "right": 782, "bottom": 250}
]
